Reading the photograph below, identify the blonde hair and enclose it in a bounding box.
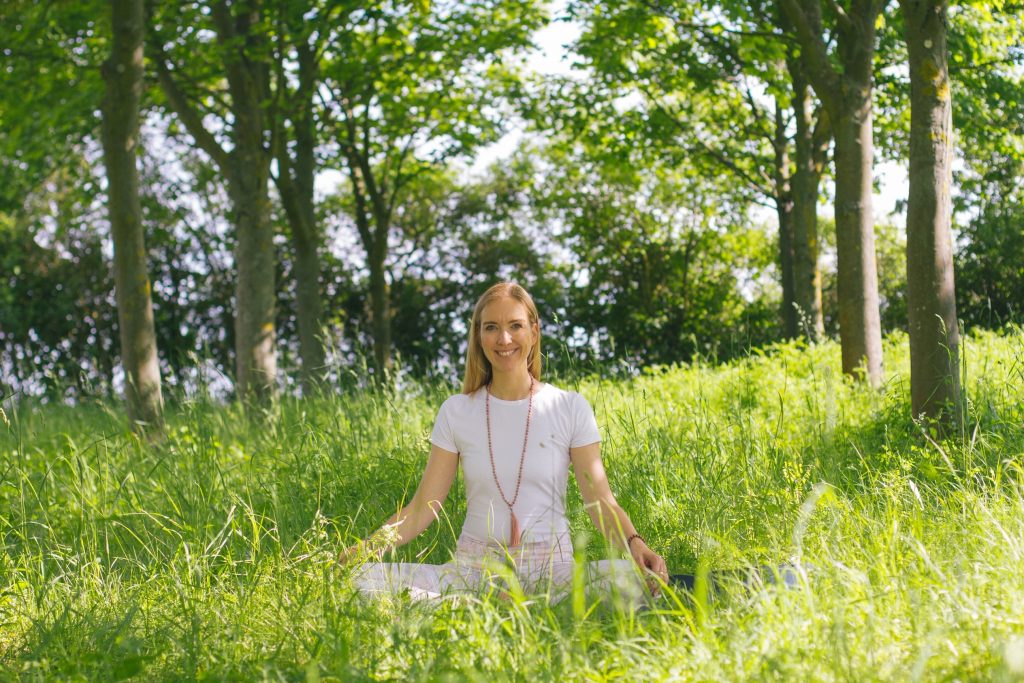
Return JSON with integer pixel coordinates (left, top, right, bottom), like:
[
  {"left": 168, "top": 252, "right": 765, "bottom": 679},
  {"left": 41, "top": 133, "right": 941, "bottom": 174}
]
[{"left": 462, "top": 282, "right": 542, "bottom": 394}]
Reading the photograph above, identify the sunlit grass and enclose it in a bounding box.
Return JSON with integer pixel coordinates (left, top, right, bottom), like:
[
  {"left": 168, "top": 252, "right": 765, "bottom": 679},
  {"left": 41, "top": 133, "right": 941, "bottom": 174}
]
[{"left": 1, "top": 328, "right": 1023, "bottom": 680}]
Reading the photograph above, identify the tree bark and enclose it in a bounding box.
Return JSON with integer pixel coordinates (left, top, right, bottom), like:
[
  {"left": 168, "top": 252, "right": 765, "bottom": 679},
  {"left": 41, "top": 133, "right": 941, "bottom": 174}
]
[
  {"left": 900, "top": 0, "right": 961, "bottom": 423},
  {"left": 788, "top": 59, "right": 826, "bottom": 341},
  {"left": 275, "top": 41, "right": 327, "bottom": 395},
  {"left": 153, "top": 0, "right": 277, "bottom": 399},
  {"left": 100, "top": 0, "right": 164, "bottom": 428},
  {"left": 833, "top": 101, "right": 884, "bottom": 384},
  {"left": 343, "top": 150, "right": 392, "bottom": 379},
  {"left": 367, "top": 232, "right": 392, "bottom": 378},
  {"left": 773, "top": 100, "right": 798, "bottom": 339},
  {"left": 216, "top": 1, "right": 276, "bottom": 399},
  {"left": 779, "top": 0, "right": 884, "bottom": 385},
  {"left": 340, "top": 108, "right": 394, "bottom": 379}
]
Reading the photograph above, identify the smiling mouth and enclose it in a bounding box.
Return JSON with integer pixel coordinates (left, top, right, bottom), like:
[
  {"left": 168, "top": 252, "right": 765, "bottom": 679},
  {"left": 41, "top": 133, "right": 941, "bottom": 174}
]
[{"left": 495, "top": 349, "right": 518, "bottom": 357}]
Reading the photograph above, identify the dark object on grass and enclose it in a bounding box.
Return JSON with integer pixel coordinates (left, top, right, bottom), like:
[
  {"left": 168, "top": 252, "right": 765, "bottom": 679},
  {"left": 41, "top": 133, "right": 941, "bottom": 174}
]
[{"left": 668, "top": 563, "right": 804, "bottom": 596}]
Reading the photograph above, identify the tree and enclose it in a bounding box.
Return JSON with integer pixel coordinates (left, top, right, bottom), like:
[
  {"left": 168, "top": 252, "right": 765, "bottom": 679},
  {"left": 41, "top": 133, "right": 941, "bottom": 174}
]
[
  {"left": 0, "top": 2, "right": 121, "bottom": 399},
  {"left": 780, "top": 0, "right": 886, "bottom": 385},
  {"left": 150, "top": 0, "right": 277, "bottom": 399},
  {"left": 567, "top": 0, "right": 828, "bottom": 341},
  {"left": 0, "top": 172, "right": 118, "bottom": 398},
  {"left": 318, "top": 0, "right": 545, "bottom": 378},
  {"left": 269, "top": 2, "right": 332, "bottom": 395},
  {"left": 785, "top": 41, "right": 829, "bottom": 341},
  {"left": 899, "top": 0, "right": 960, "bottom": 422},
  {"left": 540, "top": 143, "right": 778, "bottom": 365},
  {"left": 101, "top": 0, "right": 164, "bottom": 426},
  {"left": 947, "top": 4, "right": 1024, "bottom": 330}
]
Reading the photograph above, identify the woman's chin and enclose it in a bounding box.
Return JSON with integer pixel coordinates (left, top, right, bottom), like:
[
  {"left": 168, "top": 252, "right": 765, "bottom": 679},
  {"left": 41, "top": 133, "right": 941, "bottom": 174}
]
[{"left": 489, "top": 352, "right": 525, "bottom": 372}]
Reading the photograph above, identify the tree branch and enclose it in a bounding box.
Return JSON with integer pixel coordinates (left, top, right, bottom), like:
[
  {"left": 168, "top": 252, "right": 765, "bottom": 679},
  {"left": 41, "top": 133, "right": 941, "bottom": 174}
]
[
  {"left": 824, "top": 0, "right": 855, "bottom": 34},
  {"left": 634, "top": 79, "right": 773, "bottom": 196},
  {"left": 778, "top": 0, "right": 840, "bottom": 114},
  {"left": 811, "top": 105, "right": 831, "bottom": 173},
  {"left": 642, "top": 0, "right": 794, "bottom": 43},
  {"left": 150, "top": 39, "right": 231, "bottom": 174}
]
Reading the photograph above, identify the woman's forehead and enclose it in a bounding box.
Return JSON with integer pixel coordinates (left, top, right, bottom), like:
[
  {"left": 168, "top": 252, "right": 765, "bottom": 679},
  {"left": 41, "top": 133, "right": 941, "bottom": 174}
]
[{"left": 480, "top": 297, "right": 531, "bottom": 322}]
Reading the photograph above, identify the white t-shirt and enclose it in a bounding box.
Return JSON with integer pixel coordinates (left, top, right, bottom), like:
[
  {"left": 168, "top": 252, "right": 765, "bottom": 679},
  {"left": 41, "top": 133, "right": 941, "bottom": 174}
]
[{"left": 430, "top": 382, "right": 602, "bottom": 545}]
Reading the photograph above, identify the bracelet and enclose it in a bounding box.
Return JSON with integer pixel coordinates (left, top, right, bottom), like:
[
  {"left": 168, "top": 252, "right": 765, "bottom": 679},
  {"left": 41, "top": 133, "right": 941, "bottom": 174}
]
[{"left": 626, "top": 533, "right": 645, "bottom": 550}]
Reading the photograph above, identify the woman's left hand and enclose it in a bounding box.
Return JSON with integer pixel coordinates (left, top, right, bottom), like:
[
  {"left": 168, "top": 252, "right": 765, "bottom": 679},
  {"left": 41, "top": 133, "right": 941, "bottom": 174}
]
[{"left": 630, "top": 539, "right": 669, "bottom": 595}]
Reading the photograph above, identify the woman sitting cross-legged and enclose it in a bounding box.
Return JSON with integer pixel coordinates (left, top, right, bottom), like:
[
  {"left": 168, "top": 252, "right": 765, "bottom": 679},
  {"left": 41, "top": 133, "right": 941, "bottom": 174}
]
[{"left": 337, "top": 281, "right": 802, "bottom": 603}]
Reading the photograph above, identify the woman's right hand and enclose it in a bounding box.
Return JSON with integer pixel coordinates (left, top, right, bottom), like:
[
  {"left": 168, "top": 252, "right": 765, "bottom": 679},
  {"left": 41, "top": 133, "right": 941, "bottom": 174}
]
[
  {"left": 336, "top": 542, "right": 362, "bottom": 567},
  {"left": 337, "top": 540, "right": 382, "bottom": 567}
]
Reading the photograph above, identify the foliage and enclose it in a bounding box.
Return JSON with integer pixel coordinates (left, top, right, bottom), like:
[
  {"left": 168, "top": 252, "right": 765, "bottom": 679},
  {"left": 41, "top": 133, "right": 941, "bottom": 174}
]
[
  {"left": 0, "top": 0, "right": 105, "bottom": 215},
  {"left": 563, "top": 0, "right": 781, "bottom": 209},
  {"left": 540, "top": 144, "right": 780, "bottom": 366},
  {"left": 956, "top": 201, "right": 1024, "bottom": 329},
  {"left": 1, "top": 0, "right": 1021, "bottom": 403},
  {"left": 2, "top": 330, "right": 1024, "bottom": 678},
  {"left": 0, "top": 162, "right": 116, "bottom": 399}
]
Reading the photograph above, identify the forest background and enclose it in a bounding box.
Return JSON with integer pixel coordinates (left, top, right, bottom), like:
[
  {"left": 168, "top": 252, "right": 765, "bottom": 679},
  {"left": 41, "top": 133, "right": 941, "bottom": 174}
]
[
  {"left": 0, "top": 0, "right": 1021, "bottom": 424},
  {"left": 2, "top": 1, "right": 1024, "bottom": 680}
]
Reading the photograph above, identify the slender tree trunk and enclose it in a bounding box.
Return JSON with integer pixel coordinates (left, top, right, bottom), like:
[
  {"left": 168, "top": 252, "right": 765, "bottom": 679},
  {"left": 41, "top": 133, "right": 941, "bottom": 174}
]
[
  {"left": 227, "top": 164, "right": 276, "bottom": 399},
  {"left": 367, "top": 232, "right": 392, "bottom": 378},
  {"left": 901, "top": 0, "right": 960, "bottom": 423},
  {"left": 151, "top": 2, "right": 277, "bottom": 399},
  {"left": 218, "top": 1, "right": 276, "bottom": 399},
  {"left": 284, "top": 186, "right": 327, "bottom": 394},
  {"left": 780, "top": 0, "right": 884, "bottom": 385},
  {"left": 345, "top": 158, "right": 392, "bottom": 379},
  {"left": 773, "top": 101, "right": 798, "bottom": 339},
  {"left": 100, "top": 0, "right": 163, "bottom": 427},
  {"left": 833, "top": 105, "right": 884, "bottom": 383},
  {"left": 276, "top": 162, "right": 327, "bottom": 395},
  {"left": 789, "top": 67, "right": 825, "bottom": 341},
  {"left": 275, "top": 43, "right": 327, "bottom": 395}
]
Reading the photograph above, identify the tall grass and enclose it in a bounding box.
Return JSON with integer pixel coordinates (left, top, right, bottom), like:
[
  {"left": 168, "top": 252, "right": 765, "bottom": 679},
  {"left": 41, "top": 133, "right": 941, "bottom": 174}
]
[{"left": 1, "top": 328, "right": 1023, "bottom": 680}]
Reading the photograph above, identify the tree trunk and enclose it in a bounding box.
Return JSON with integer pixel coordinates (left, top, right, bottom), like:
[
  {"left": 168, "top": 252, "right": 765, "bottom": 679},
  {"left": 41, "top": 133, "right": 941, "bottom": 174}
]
[
  {"left": 780, "top": 0, "right": 884, "bottom": 386},
  {"left": 773, "top": 101, "right": 798, "bottom": 339},
  {"left": 227, "top": 164, "right": 276, "bottom": 399},
  {"left": 345, "top": 156, "right": 392, "bottom": 379},
  {"left": 368, "top": 234, "right": 392, "bottom": 378},
  {"left": 901, "top": 0, "right": 961, "bottom": 423},
  {"left": 282, "top": 181, "right": 327, "bottom": 394},
  {"left": 218, "top": 0, "right": 276, "bottom": 400},
  {"left": 833, "top": 105, "right": 884, "bottom": 384},
  {"left": 151, "top": 2, "right": 277, "bottom": 400},
  {"left": 100, "top": 0, "right": 163, "bottom": 428},
  {"left": 275, "top": 42, "right": 327, "bottom": 395},
  {"left": 789, "top": 65, "right": 825, "bottom": 341}
]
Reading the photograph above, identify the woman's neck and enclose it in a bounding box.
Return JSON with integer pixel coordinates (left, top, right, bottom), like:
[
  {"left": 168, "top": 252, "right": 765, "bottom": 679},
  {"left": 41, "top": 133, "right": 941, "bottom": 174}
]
[{"left": 488, "top": 371, "right": 535, "bottom": 401}]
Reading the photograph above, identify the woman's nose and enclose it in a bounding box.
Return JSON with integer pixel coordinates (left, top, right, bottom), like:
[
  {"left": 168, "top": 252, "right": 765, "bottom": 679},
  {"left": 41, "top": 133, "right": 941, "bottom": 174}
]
[{"left": 499, "top": 329, "right": 512, "bottom": 343}]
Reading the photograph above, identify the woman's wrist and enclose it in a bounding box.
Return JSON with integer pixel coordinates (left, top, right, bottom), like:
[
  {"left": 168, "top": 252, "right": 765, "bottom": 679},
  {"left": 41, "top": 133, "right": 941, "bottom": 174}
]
[{"left": 625, "top": 532, "right": 646, "bottom": 552}]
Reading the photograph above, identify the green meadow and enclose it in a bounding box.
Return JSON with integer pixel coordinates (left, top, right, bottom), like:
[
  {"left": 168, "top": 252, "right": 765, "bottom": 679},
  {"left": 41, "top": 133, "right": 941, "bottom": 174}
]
[{"left": 2, "top": 328, "right": 1024, "bottom": 681}]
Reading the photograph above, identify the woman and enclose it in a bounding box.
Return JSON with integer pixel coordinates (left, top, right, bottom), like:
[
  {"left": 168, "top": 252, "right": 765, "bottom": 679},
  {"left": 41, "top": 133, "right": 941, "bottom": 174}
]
[{"left": 339, "top": 281, "right": 669, "bottom": 602}]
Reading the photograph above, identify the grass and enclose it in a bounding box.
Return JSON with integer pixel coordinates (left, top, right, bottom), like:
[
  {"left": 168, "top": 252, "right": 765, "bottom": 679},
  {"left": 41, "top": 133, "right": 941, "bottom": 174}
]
[{"left": 1, "top": 327, "right": 1023, "bottom": 681}]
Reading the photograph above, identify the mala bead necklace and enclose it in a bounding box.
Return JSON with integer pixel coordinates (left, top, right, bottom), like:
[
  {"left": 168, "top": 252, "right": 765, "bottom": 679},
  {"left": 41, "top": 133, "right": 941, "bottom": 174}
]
[{"left": 485, "top": 376, "right": 534, "bottom": 547}]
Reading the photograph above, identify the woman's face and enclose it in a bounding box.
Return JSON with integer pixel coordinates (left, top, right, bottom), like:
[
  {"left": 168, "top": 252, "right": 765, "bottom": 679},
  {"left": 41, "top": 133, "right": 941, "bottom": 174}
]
[{"left": 479, "top": 296, "right": 538, "bottom": 375}]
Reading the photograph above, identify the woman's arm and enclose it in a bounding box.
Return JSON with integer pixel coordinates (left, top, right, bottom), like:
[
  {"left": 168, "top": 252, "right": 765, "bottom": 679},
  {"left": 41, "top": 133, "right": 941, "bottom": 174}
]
[
  {"left": 570, "top": 442, "right": 668, "bottom": 585},
  {"left": 339, "top": 444, "right": 460, "bottom": 564}
]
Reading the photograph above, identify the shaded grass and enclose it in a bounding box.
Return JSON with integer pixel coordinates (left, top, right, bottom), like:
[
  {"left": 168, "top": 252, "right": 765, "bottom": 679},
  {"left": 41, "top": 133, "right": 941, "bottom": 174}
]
[{"left": 1, "top": 328, "right": 1023, "bottom": 680}]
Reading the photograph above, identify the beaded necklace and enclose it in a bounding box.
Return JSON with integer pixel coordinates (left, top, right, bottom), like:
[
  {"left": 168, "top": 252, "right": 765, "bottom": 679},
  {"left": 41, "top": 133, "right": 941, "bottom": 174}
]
[{"left": 485, "top": 376, "right": 535, "bottom": 547}]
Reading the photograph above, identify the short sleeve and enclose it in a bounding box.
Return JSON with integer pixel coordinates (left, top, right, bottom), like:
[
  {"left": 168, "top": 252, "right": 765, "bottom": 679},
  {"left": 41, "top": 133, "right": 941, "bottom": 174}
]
[
  {"left": 429, "top": 396, "right": 459, "bottom": 453},
  {"left": 570, "top": 392, "right": 601, "bottom": 448}
]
